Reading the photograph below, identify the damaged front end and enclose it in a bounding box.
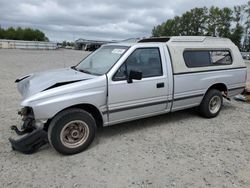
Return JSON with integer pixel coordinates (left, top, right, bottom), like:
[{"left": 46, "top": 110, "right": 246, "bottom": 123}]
[
  {"left": 10, "top": 68, "right": 99, "bottom": 154},
  {"left": 9, "top": 107, "right": 48, "bottom": 154}
]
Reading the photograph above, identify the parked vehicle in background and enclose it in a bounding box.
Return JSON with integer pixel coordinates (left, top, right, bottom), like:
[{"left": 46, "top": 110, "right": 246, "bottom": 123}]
[
  {"left": 241, "top": 52, "right": 250, "bottom": 60},
  {"left": 10, "top": 36, "right": 247, "bottom": 155}
]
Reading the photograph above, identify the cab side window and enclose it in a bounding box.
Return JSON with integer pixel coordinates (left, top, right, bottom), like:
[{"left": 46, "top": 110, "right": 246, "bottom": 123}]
[{"left": 113, "top": 48, "right": 163, "bottom": 81}]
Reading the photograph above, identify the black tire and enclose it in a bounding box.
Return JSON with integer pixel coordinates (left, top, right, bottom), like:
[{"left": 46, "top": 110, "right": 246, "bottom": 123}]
[
  {"left": 48, "top": 108, "right": 96, "bottom": 155},
  {"left": 199, "top": 89, "right": 223, "bottom": 118}
]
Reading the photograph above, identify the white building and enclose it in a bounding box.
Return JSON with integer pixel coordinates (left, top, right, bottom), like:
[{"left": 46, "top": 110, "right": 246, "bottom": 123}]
[{"left": 0, "top": 39, "right": 58, "bottom": 50}]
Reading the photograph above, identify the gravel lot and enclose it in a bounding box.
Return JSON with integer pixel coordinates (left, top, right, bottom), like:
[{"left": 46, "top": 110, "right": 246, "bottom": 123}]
[{"left": 0, "top": 49, "right": 250, "bottom": 188}]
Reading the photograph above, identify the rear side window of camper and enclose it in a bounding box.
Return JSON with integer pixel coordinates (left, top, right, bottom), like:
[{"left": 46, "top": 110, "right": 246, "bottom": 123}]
[{"left": 183, "top": 50, "right": 232, "bottom": 68}]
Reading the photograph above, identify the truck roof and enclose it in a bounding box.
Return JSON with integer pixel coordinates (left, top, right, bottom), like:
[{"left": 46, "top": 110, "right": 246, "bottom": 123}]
[
  {"left": 105, "top": 36, "right": 233, "bottom": 47},
  {"left": 138, "top": 36, "right": 232, "bottom": 44}
]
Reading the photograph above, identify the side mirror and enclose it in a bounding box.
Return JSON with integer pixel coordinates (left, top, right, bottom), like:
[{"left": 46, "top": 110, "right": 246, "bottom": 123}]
[{"left": 127, "top": 70, "right": 142, "bottom": 83}]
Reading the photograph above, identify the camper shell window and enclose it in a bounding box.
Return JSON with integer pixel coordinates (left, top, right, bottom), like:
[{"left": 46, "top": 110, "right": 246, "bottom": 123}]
[{"left": 183, "top": 50, "right": 232, "bottom": 68}]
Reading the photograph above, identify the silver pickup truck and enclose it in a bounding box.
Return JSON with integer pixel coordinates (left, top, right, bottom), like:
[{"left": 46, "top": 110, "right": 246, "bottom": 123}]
[{"left": 10, "top": 36, "right": 247, "bottom": 155}]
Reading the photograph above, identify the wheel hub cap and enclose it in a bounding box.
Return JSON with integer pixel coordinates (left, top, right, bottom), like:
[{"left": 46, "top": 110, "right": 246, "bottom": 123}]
[
  {"left": 209, "top": 96, "right": 221, "bottom": 114},
  {"left": 60, "top": 120, "right": 89, "bottom": 148}
]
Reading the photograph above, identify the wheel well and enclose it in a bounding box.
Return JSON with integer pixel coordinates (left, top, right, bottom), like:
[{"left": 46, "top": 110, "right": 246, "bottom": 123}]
[
  {"left": 44, "top": 104, "right": 103, "bottom": 131},
  {"left": 207, "top": 83, "right": 228, "bottom": 95},
  {"left": 73, "top": 104, "right": 103, "bottom": 127}
]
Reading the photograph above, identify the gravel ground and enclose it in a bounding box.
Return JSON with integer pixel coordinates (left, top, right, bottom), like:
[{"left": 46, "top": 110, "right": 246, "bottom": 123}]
[{"left": 0, "top": 49, "right": 250, "bottom": 188}]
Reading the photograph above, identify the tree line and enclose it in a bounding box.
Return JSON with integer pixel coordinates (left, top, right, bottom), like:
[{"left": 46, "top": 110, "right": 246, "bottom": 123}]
[
  {"left": 0, "top": 27, "right": 49, "bottom": 41},
  {"left": 152, "top": 1, "right": 250, "bottom": 51}
]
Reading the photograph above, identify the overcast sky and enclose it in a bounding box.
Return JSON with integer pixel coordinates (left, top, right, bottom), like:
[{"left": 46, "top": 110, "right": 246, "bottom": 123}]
[{"left": 0, "top": 0, "right": 248, "bottom": 42}]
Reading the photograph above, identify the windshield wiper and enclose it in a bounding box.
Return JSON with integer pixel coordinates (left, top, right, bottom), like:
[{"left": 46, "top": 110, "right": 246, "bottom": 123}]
[
  {"left": 71, "top": 66, "right": 101, "bottom": 76},
  {"left": 78, "top": 69, "right": 93, "bottom": 75},
  {"left": 71, "top": 66, "right": 91, "bottom": 74}
]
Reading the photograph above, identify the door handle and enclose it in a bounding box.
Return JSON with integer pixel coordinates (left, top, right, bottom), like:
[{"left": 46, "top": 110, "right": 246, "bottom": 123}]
[{"left": 156, "top": 82, "right": 164, "bottom": 88}]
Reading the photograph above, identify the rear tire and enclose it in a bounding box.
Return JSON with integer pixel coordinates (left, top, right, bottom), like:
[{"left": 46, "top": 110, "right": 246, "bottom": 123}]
[
  {"left": 199, "top": 89, "right": 223, "bottom": 118},
  {"left": 48, "top": 108, "right": 96, "bottom": 155}
]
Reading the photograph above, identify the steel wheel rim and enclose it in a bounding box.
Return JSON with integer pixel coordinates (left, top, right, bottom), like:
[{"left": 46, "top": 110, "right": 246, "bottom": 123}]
[
  {"left": 209, "top": 96, "right": 221, "bottom": 114},
  {"left": 60, "top": 120, "right": 89, "bottom": 148}
]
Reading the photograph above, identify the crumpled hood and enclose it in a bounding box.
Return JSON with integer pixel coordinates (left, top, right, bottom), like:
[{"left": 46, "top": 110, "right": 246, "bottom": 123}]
[{"left": 17, "top": 67, "right": 96, "bottom": 99}]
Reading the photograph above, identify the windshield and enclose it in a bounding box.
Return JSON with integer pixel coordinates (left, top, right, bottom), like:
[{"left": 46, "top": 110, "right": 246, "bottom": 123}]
[{"left": 75, "top": 45, "right": 129, "bottom": 75}]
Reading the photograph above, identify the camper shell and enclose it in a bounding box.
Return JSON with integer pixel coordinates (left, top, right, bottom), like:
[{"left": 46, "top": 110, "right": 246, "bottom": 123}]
[{"left": 166, "top": 36, "right": 245, "bottom": 73}]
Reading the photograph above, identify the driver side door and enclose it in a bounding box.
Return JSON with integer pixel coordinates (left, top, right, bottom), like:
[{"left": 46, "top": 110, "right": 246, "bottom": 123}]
[{"left": 107, "top": 47, "right": 169, "bottom": 124}]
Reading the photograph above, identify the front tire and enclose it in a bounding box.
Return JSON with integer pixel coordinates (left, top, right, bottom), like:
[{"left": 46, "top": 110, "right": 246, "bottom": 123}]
[
  {"left": 199, "top": 89, "right": 223, "bottom": 118},
  {"left": 48, "top": 108, "right": 96, "bottom": 155}
]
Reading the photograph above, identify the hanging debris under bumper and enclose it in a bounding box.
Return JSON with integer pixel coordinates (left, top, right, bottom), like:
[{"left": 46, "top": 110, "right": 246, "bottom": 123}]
[
  {"left": 9, "top": 107, "right": 48, "bottom": 154},
  {"left": 9, "top": 128, "right": 48, "bottom": 154}
]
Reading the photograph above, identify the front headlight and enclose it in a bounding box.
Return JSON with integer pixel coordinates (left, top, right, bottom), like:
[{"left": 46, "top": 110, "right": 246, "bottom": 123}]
[{"left": 18, "top": 107, "right": 34, "bottom": 117}]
